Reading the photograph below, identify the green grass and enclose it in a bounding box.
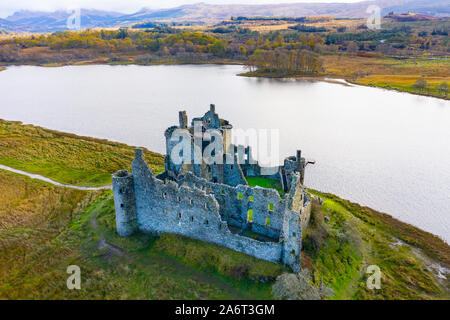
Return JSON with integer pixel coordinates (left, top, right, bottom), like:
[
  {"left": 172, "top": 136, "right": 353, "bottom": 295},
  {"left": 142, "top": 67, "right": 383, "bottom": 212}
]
[
  {"left": 304, "top": 189, "right": 449, "bottom": 300},
  {"left": 354, "top": 74, "right": 449, "bottom": 100},
  {"left": 1, "top": 120, "right": 449, "bottom": 299},
  {"left": 246, "top": 176, "right": 285, "bottom": 198},
  {"left": 0, "top": 170, "right": 281, "bottom": 299},
  {"left": 0, "top": 119, "right": 165, "bottom": 187}
]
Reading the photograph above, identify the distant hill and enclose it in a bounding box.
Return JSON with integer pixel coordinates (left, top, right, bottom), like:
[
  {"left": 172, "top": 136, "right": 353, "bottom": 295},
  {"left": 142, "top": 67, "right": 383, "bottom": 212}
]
[
  {"left": 2, "top": 9, "right": 124, "bottom": 32},
  {"left": 382, "top": 0, "right": 450, "bottom": 17},
  {"left": 385, "top": 12, "right": 442, "bottom": 22},
  {"left": 0, "top": 18, "right": 13, "bottom": 30},
  {"left": 1, "top": 0, "right": 448, "bottom": 33}
]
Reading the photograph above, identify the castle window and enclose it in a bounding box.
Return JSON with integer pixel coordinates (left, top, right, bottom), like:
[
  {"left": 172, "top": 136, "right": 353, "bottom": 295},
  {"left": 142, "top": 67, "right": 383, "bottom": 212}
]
[
  {"left": 220, "top": 189, "right": 225, "bottom": 195},
  {"left": 189, "top": 199, "right": 193, "bottom": 206},
  {"left": 178, "top": 212, "right": 181, "bottom": 220},
  {"left": 230, "top": 165, "right": 234, "bottom": 170},
  {"left": 205, "top": 220, "right": 209, "bottom": 225},
  {"left": 119, "top": 188, "right": 124, "bottom": 194},
  {"left": 293, "top": 232, "right": 296, "bottom": 237},
  {"left": 247, "top": 209, "right": 254, "bottom": 223},
  {"left": 265, "top": 217, "right": 271, "bottom": 228},
  {"left": 204, "top": 203, "right": 207, "bottom": 209},
  {"left": 249, "top": 195, "right": 254, "bottom": 202},
  {"left": 177, "top": 196, "right": 181, "bottom": 202},
  {"left": 120, "top": 203, "right": 124, "bottom": 208},
  {"left": 162, "top": 192, "right": 167, "bottom": 199},
  {"left": 268, "top": 203, "right": 274, "bottom": 211},
  {"left": 237, "top": 193, "right": 243, "bottom": 200},
  {"left": 190, "top": 216, "right": 194, "bottom": 222}
]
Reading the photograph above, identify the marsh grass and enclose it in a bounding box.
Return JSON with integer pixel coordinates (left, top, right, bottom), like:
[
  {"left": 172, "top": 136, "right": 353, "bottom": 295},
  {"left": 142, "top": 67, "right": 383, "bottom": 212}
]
[
  {"left": 0, "top": 170, "right": 280, "bottom": 299},
  {"left": 0, "top": 119, "right": 165, "bottom": 186},
  {"left": 306, "top": 189, "right": 449, "bottom": 300},
  {"left": 243, "top": 54, "right": 449, "bottom": 100},
  {"left": 1, "top": 120, "right": 449, "bottom": 299}
]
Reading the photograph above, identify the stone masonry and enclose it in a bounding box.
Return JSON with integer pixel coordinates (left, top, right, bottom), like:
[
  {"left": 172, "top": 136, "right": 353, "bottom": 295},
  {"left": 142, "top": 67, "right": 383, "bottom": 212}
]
[{"left": 113, "top": 105, "right": 311, "bottom": 272}]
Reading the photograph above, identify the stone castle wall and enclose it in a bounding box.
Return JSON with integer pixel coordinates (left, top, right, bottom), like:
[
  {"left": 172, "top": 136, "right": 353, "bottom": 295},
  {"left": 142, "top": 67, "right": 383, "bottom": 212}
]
[
  {"left": 128, "top": 149, "right": 284, "bottom": 263},
  {"left": 178, "top": 172, "right": 287, "bottom": 240},
  {"left": 113, "top": 149, "right": 311, "bottom": 270}
]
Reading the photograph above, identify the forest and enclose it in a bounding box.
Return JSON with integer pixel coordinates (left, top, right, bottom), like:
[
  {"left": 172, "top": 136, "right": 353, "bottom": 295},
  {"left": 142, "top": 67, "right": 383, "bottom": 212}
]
[
  {"left": 0, "top": 18, "right": 448, "bottom": 97},
  {"left": 0, "top": 19, "right": 448, "bottom": 73}
]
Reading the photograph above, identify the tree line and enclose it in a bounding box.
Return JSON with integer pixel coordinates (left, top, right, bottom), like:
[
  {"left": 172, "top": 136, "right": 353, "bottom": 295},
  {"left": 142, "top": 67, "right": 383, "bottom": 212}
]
[{"left": 246, "top": 48, "right": 322, "bottom": 75}]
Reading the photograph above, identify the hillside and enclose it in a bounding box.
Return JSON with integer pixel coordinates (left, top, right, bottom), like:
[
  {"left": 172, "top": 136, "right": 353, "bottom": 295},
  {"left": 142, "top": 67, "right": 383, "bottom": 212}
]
[
  {"left": 1, "top": 0, "right": 448, "bottom": 32},
  {"left": 0, "top": 119, "right": 448, "bottom": 299}
]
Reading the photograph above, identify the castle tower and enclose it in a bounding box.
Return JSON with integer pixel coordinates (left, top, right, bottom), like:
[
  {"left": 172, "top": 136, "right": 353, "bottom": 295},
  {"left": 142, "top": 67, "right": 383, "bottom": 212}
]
[
  {"left": 179, "top": 110, "right": 188, "bottom": 129},
  {"left": 112, "top": 170, "right": 138, "bottom": 236},
  {"left": 296, "top": 150, "right": 306, "bottom": 185},
  {"left": 281, "top": 211, "right": 302, "bottom": 273}
]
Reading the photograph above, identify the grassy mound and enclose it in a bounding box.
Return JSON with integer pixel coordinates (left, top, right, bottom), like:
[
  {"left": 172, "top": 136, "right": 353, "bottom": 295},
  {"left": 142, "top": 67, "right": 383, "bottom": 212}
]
[
  {"left": 0, "top": 170, "right": 281, "bottom": 299},
  {"left": 304, "top": 190, "right": 449, "bottom": 300},
  {"left": 1, "top": 119, "right": 448, "bottom": 299},
  {"left": 0, "top": 119, "right": 165, "bottom": 187}
]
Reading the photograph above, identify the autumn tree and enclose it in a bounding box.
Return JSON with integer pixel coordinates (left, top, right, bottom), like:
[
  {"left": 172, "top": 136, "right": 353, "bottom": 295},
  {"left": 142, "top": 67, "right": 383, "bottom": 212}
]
[
  {"left": 413, "top": 77, "right": 429, "bottom": 92},
  {"left": 437, "top": 82, "right": 448, "bottom": 97}
]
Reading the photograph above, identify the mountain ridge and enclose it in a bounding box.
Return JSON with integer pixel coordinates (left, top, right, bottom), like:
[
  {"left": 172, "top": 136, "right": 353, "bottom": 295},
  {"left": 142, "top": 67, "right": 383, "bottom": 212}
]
[{"left": 1, "top": 0, "right": 448, "bottom": 33}]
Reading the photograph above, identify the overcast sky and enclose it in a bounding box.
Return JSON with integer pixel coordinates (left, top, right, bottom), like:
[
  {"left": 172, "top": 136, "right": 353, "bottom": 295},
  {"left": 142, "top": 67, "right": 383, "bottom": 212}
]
[{"left": 0, "top": 0, "right": 364, "bottom": 18}]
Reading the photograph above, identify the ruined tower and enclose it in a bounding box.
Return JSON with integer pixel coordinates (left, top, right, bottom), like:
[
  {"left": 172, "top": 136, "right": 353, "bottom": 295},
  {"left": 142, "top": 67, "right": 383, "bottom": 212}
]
[
  {"left": 112, "top": 170, "right": 138, "bottom": 236},
  {"left": 112, "top": 106, "right": 312, "bottom": 272}
]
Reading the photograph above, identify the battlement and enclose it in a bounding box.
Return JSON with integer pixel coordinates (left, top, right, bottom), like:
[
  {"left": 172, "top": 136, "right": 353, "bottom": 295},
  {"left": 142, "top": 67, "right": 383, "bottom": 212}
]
[{"left": 112, "top": 106, "right": 312, "bottom": 271}]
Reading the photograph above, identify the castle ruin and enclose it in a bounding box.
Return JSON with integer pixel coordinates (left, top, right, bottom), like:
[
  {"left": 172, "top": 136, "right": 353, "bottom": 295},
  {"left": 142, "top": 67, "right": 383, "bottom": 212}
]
[{"left": 112, "top": 105, "right": 311, "bottom": 272}]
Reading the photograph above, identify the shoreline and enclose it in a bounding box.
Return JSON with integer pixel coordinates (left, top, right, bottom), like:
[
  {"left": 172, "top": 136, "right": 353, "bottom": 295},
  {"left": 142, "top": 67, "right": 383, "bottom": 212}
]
[
  {"left": 1, "top": 61, "right": 448, "bottom": 100},
  {"left": 0, "top": 117, "right": 448, "bottom": 250},
  {"left": 239, "top": 70, "right": 449, "bottom": 101},
  {"left": 0, "top": 152, "right": 448, "bottom": 266},
  {"left": 0, "top": 119, "right": 448, "bottom": 299}
]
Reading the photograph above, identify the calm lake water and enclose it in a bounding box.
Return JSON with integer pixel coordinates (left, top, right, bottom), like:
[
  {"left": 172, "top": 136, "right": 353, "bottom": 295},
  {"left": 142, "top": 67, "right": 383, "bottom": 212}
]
[{"left": 0, "top": 65, "right": 449, "bottom": 242}]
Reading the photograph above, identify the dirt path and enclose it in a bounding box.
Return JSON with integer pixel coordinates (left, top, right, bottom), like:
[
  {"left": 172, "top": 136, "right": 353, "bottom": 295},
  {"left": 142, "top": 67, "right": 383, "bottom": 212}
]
[{"left": 0, "top": 164, "right": 111, "bottom": 190}]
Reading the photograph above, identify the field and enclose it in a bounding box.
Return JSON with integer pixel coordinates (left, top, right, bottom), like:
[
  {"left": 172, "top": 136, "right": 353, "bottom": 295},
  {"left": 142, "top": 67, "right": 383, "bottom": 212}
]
[
  {"left": 305, "top": 190, "right": 449, "bottom": 299},
  {"left": 321, "top": 55, "right": 449, "bottom": 99},
  {"left": 243, "top": 54, "right": 449, "bottom": 99},
  {"left": 0, "top": 119, "right": 164, "bottom": 186},
  {"left": 0, "top": 170, "right": 282, "bottom": 299},
  {"left": 1, "top": 18, "right": 449, "bottom": 100},
  {"left": 0, "top": 119, "right": 448, "bottom": 299},
  {"left": 246, "top": 176, "right": 284, "bottom": 197}
]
